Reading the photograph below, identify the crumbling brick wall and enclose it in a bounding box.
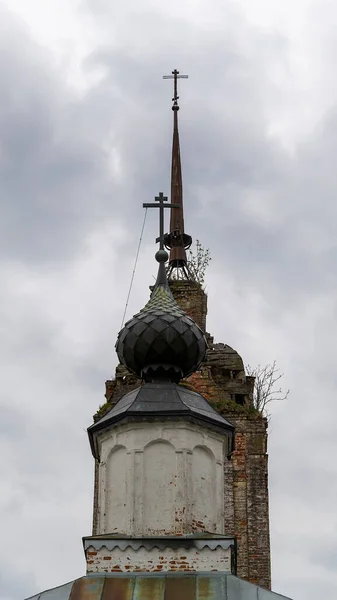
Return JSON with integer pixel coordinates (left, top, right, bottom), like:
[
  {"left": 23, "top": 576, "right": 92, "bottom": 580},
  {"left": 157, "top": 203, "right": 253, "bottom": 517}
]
[
  {"left": 169, "top": 280, "right": 207, "bottom": 331},
  {"left": 224, "top": 415, "right": 270, "bottom": 589}
]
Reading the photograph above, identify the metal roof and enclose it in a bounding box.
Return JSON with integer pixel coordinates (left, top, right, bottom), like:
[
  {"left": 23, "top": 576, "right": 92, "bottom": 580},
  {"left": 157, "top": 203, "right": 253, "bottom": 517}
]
[
  {"left": 88, "top": 383, "right": 234, "bottom": 458},
  {"left": 26, "top": 573, "right": 293, "bottom": 600}
]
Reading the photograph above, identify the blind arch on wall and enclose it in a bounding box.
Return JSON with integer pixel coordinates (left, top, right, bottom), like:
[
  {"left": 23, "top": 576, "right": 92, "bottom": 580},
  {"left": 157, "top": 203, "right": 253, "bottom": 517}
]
[{"left": 143, "top": 440, "right": 176, "bottom": 534}]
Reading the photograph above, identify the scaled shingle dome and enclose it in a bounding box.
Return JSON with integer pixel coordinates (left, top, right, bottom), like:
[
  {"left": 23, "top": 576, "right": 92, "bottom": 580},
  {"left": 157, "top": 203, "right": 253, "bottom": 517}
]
[{"left": 116, "top": 261, "right": 207, "bottom": 382}]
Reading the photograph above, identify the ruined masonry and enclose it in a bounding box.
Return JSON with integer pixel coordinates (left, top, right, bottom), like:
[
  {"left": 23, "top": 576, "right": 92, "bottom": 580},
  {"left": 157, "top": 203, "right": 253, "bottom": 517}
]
[{"left": 26, "top": 70, "right": 292, "bottom": 600}]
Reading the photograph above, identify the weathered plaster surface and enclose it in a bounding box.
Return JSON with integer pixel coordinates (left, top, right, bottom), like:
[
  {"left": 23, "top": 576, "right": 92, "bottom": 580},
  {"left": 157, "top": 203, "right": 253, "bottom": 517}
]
[{"left": 95, "top": 421, "right": 226, "bottom": 537}]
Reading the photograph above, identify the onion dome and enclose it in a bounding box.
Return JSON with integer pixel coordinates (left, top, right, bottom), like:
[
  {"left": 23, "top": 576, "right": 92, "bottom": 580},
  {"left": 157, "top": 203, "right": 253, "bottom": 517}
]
[{"left": 115, "top": 250, "right": 206, "bottom": 383}]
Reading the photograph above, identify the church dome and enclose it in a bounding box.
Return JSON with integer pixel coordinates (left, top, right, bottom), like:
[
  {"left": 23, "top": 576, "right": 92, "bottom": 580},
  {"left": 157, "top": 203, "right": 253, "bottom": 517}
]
[{"left": 116, "top": 261, "right": 206, "bottom": 383}]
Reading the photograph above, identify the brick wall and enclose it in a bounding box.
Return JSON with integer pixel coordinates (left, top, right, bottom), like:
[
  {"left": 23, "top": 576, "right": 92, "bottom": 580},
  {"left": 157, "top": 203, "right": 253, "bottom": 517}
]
[
  {"left": 169, "top": 280, "right": 207, "bottom": 331},
  {"left": 226, "top": 415, "right": 270, "bottom": 589}
]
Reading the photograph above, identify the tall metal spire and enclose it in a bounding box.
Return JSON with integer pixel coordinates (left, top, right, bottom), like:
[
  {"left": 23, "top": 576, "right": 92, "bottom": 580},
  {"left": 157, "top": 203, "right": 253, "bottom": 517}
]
[{"left": 163, "top": 69, "right": 192, "bottom": 279}]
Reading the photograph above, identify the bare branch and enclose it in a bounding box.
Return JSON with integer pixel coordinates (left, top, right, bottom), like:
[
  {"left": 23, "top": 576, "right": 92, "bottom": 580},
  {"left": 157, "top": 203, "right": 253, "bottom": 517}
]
[{"left": 246, "top": 360, "right": 289, "bottom": 418}]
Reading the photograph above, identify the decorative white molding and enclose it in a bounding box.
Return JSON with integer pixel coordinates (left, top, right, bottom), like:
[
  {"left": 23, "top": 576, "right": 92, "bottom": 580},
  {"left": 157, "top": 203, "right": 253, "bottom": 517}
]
[{"left": 84, "top": 537, "right": 234, "bottom": 574}]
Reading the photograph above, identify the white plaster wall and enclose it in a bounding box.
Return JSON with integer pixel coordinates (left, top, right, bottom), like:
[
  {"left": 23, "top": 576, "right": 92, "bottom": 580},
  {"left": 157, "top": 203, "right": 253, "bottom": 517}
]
[
  {"left": 86, "top": 544, "right": 232, "bottom": 573},
  {"left": 96, "top": 421, "right": 227, "bottom": 536}
]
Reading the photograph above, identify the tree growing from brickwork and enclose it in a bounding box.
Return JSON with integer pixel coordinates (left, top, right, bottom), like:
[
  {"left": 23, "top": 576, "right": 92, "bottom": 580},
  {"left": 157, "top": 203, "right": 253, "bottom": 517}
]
[
  {"left": 246, "top": 360, "right": 289, "bottom": 417},
  {"left": 187, "top": 239, "right": 211, "bottom": 285}
]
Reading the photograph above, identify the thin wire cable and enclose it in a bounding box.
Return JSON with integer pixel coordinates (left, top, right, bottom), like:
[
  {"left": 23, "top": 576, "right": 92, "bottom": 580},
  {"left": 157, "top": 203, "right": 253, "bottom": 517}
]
[{"left": 120, "top": 209, "right": 148, "bottom": 329}]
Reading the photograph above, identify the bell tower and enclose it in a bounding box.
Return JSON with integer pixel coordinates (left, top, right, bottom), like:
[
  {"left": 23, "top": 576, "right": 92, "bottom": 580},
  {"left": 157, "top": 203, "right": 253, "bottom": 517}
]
[{"left": 101, "top": 71, "right": 271, "bottom": 589}]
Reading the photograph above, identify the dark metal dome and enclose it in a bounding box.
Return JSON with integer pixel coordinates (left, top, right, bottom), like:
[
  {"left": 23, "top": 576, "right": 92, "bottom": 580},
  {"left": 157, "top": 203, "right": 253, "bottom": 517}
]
[{"left": 116, "top": 263, "right": 206, "bottom": 383}]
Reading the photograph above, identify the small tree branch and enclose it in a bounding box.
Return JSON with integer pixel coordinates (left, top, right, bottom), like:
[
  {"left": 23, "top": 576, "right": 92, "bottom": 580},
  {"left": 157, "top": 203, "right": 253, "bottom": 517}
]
[
  {"left": 186, "top": 239, "right": 211, "bottom": 285},
  {"left": 246, "top": 360, "right": 289, "bottom": 417}
]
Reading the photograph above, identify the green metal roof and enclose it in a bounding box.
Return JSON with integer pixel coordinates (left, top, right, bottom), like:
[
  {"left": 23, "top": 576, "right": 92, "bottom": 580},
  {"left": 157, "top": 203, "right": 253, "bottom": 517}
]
[{"left": 26, "top": 573, "right": 293, "bottom": 600}]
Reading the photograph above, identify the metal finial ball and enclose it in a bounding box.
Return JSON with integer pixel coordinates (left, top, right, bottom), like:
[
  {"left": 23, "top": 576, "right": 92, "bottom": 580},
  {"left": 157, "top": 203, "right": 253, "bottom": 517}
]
[{"left": 155, "top": 249, "right": 168, "bottom": 263}]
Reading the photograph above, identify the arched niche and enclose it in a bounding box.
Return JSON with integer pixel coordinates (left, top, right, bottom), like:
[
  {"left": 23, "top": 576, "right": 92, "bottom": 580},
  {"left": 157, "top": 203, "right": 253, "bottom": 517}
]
[
  {"left": 192, "top": 445, "right": 216, "bottom": 532},
  {"left": 143, "top": 440, "right": 176, "bottom": 534},
  {"left": 105, "top": 445, "right": 128, "bottom": 534}
]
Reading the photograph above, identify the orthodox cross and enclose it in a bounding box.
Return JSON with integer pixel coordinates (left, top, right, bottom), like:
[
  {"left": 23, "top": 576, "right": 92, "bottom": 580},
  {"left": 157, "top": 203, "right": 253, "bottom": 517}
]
[
  {"left": 143, "top": 192, "right": 179, "bottom": 250},
  {"left": 163, "top": 69, "right": 188, "bottom": 107}
]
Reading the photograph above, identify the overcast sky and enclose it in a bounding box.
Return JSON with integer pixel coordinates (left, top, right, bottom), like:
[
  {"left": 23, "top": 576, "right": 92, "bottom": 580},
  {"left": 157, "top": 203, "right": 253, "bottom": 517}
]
[{"left": 1, "top": 1, "right": 337, "bottom": 599}]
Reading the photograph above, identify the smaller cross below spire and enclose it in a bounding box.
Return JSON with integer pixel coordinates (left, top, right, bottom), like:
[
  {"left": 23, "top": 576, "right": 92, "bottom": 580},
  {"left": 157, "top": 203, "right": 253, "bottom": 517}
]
[{"left": 143, "top": 192, "right": 179, "bottom": 251}]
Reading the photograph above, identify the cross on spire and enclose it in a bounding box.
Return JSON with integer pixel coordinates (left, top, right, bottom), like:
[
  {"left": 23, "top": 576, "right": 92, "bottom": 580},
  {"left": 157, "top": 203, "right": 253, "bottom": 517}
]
[
  {"left": 143, "top": 192, "right": 179, "bottom": 250},
  {"left": 162, "top": 70, "right": 192, "bottom": 279},
  {"left": 163, "top": 69, "right": 188, "bottom": 110}
]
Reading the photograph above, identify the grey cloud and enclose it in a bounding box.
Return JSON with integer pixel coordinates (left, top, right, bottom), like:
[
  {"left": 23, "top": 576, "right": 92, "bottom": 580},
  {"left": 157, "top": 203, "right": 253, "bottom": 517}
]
[
  {"left": 274, "top": 575, "right": 337, "bottom": 600},
  {"left": 0, "top": 563, "right": 36, "bottom": 600},
  {"left": 271, "top": 462, "right": 337, "bottom": 512},
  {"left": 0, "top": 404, "right": 28, "bottom": 438},
  {"left": 310, "top": 539, "right": 337, "bottom": 572},
  {"left": 0, "top": 8, "right": 118, "bottom": 263}
]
